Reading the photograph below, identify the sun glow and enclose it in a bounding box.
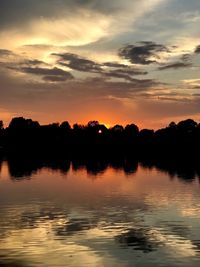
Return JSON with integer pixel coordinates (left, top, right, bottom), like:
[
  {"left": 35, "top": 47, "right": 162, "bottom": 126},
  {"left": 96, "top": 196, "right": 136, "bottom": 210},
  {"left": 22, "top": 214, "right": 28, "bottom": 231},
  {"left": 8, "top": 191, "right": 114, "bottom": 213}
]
[{"left": 99, "top": 122, "right": 111, "bottom": 129}]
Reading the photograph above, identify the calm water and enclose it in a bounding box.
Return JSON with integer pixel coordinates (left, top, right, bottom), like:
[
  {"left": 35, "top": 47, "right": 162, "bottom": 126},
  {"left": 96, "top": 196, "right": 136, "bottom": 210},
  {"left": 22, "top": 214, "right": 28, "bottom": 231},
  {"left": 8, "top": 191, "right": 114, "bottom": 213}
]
[{"left": 0, "top": 159, "right": 200, "bottom": 267}]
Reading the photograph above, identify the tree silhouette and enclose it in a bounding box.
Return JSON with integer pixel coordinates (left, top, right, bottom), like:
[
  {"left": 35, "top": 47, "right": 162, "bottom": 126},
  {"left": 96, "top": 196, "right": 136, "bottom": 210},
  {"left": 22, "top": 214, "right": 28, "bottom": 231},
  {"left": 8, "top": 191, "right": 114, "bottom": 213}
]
[{"left": 0, "top": 117, "right": 199, "bottom": 158}]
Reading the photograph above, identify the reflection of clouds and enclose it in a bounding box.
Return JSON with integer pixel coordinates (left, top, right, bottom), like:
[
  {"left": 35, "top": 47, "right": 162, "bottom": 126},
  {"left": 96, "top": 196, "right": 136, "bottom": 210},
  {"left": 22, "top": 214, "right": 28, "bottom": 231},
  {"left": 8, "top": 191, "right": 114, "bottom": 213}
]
[
  {"left": 1, "top": 161, "right": 200, "bottom": 265},
  {"left": 56, "top": 218, "right": 95, "bottom": 236},
  {"left": 0, "top": 228, "right": 107, "bottom": 267},
  {"left": 116, "top": 226, "right": 198, "bottom": 256},
  {"left": 181, "top": 206, "right": 200, "bottom": 218},
  {"left": 116, "top": 227, "right": 157, "bottom": 253},
  {"left": 149, "top": 228, "right": 197, "bottom": 257}
]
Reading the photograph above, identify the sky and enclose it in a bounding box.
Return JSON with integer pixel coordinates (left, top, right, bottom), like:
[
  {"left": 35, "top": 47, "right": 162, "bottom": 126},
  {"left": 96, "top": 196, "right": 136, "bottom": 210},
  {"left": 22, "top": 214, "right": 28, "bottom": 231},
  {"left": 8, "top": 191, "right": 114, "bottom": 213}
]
[{"left": 0, "top": 0, "right": 200, "bottom": 129}]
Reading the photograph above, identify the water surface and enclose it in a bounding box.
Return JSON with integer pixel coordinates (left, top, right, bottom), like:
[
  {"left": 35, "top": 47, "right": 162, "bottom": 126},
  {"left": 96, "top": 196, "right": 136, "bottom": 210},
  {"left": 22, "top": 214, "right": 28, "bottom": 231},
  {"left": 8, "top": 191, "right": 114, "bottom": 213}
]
[{"left": 0, "top": 159, "right": 200, "bottom": 267}]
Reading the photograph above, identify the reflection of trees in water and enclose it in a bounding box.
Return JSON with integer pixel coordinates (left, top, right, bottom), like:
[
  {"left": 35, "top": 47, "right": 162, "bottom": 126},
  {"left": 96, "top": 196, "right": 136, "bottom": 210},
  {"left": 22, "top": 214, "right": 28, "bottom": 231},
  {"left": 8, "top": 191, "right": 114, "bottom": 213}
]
[
  {"left": 140, "top": 158, "right": 200, "bottom": 183},
  {"left": 0, "top": 157, "right": 199, "bottom": 183},
  {"left": 6, "top": 159, "right": 71, "bottom": 180}
]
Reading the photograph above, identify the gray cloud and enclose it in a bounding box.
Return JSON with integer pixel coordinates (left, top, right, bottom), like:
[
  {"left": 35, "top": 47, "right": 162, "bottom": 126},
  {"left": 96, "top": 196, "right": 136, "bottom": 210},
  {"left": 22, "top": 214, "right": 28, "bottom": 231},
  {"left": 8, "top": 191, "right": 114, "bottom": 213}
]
[
  {"left": 0, "top": 0, "right": 138, "bottom": 31},
  {"left": 12, "top": 66, "right": 74, "bottom": 81},
  {"left": 110, "top": 68, "right": 147, "bottom": 76},
  {"left": 181, "top": 53, "right": 193, "bottom": 62},
  {"left": 119, "top": 41, "right": 170, "bottom": 65},
  {"left": 0, "top": 0, "right": 70, "bottom": 30},
  {"left": 81, "top": 76, "right": 161, "bottom": 96},
  {"left": 24, "top": 59, "right": 46, "bottom": 66},
  {"left": 103, "top": 62, "right": 148, "bottom": 76},
  {"left": 103, "top": 62, "right": 131, "bottom": 68},
  {"left": 195, "top": 45, "right": 200, "bottom": 54},
  {"left": 53, "top": 52, "right": 148, "bottom": 82},
  {"left": 0, "top": 49, "right": 13, "bottom": 56},
  {"left": 103, "top": 69, "right": 148, "bottom": 82},
  {"left": 54, "top": 53, "right": 102, "bottom": 73},
  {"left": 42, "top": 75, "right": 69, "bottom": 82},
  {"left": 158, "top": 62, "right": 192, "bottom": 70}
]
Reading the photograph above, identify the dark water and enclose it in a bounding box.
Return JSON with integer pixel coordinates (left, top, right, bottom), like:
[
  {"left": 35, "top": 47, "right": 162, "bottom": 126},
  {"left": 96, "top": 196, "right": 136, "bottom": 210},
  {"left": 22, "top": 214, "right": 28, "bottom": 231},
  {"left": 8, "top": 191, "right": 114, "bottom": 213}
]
[{"left": 0, "top": 159, "right": 200, "bottom": 267}]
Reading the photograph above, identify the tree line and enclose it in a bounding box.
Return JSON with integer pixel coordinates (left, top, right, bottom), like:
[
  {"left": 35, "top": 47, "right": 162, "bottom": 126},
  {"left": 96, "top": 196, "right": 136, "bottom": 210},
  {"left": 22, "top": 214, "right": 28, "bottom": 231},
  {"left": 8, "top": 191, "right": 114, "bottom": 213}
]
[{"left": 0, "top": 117, "right": 199, "bottom": 157}]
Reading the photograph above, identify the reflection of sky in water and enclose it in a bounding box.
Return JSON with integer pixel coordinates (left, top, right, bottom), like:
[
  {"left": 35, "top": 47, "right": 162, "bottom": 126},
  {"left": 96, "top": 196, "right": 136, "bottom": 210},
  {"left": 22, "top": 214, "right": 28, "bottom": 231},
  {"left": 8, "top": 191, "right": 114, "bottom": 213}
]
[{"left": 0, "top": 161, "right": 200, "bottom": 267}]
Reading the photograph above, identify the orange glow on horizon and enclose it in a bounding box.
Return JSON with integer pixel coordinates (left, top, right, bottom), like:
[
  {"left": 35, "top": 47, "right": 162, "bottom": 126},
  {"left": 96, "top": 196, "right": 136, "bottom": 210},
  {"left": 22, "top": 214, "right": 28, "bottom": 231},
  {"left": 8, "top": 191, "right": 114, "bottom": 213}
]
[{"left": 1, "top": 111, "right": 200, "bottom": 131}]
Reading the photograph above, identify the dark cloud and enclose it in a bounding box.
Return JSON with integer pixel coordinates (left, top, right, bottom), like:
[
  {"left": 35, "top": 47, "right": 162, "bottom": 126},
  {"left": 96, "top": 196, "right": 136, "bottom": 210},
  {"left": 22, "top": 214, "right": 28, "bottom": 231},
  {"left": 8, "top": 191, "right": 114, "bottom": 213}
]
[
  {"left": 0, "top": 55, "right": 49, "bottom": 79},
  {"left": 119, "top": 41, "right": 170, "bottom": 65},
  {"left": 128, "top": 78, "right": 160, "bottom": 88},
  {"left": 192, "top": 93, "right": 200, "bottom": 96},
  {"left": 0, "top": 49, "right": 13, "bottom": 56},
  {"left": 195, "top": 45, "right": 200, "bottom": 54},
  {"left": 42, "top": 76, "right": 70, "bottom": 82},
  {"left": 53, "top": 52, "right": 102, "bottom": 73},
  {"left": 53, "top": 52, "right": 148, "bottom": 82},
  {"left": 0, "top": 0, "right": 71, "bottom": 30},
  {"left": 12, "top": 66, "right": 74, "bottom": 81},
  {"left": 0, "top": 0, "right": 137, "bottom": 30},
  {"left": 24, "top": 59, "right": 45, "bottom": 66},
  {"left": 157, "top": 96, "right": 191, "bottom": 102},
  {"left": 111, "top": 68, "right": 147, "bottom": 76},
  {"left": 181, "top": 53, "right": 193, "bottom": 62},
  {"left": 103, "top": 69, "right": 147, "bottom": 82},
  {"left": 158, "top": 62, "right": 192, "bottom": 70},
  {"left": 103, "top": 62, "right": 132, "bottom": 68},
  {"left": 103, "top": 62, "right": 148, "bottom": 75}
]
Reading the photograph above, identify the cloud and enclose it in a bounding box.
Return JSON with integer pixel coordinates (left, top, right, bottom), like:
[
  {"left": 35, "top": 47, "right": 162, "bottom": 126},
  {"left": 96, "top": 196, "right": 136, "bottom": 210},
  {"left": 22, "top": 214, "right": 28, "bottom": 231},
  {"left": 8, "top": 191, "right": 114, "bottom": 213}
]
[
  {"left": 195, "top": 45, "right": 200, "bottom": 53},
  {"left": 182, "top": 79, "right": 200, "bottom": 89},
  {"left": 102, "top": 69, "right": 148, "bottom": 82},
  {"left": 53, "top": 53, "right": 102, "bottom": 73},
  {"left": 181, "top": 53, "right": 193, "bottom": 62},
  {"left": 1, "top": 0, "right": 200, "bottom": 128},
  {"left": 102, "top": 62, "right": 148, "bottom": 76},
  {"left": 103, "top": 62, "right": 131, "bottom": 68},
  {"left": 53, "top": 52, "right": 148, "bottom": 81},
  {"left": 158, "top": 62, "right": 192, "bottom": 70},
  {"left": 79, "top": 76, "right": 161, "bottom": 97},
  {"left": 0, "top": 47, "right": 148, "bottom": 83},
  {"left": 0, "top": 49, "right": 13, "bottom": 56},
  {"left": 0, "top": 0, "right": 167, "bottom": 52},
  {"left": 11, "top": 66, "right": 74, "bottom": 81},
  {"left": 0, "top": 12, "right": 111, "bottom": 50},
  {"left": 42, "top": 76, "right": 70, "bottom": 82},
  {"left": 110, "top": 68, "right": 147, "bottom": 76},
  {"left": 119, "top": 41, "right": 170, "bottom": 65},
  {"left": 0, "top": 0, "right": 165, "bottom": 30},
  {"left": 24, "top": 59, "right": 46, "bottom": 66}
]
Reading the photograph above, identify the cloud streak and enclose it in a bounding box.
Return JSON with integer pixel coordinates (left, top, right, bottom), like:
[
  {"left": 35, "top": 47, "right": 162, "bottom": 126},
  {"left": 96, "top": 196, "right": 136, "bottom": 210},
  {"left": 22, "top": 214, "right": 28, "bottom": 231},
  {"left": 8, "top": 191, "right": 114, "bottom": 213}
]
[
  {"left": 158, "top": 62, "right": 192, "bottom": 70},
  {"left": 10, "top": 66, "right": 74, "bottom": 82}
]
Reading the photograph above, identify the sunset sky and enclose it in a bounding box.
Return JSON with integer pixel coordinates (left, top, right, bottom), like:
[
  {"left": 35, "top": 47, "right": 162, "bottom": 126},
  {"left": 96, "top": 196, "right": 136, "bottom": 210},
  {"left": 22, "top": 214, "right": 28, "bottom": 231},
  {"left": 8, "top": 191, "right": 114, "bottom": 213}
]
[{"left": 0, "top": 0, "right": 200, "bottom": 128}]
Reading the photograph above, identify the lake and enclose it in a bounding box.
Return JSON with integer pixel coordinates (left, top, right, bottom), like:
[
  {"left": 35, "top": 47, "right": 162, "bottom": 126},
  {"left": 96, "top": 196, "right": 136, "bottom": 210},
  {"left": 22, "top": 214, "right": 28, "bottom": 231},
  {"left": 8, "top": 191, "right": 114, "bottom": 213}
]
[{"left": 0, "top": 159, "right": 200, "bottom": 267}]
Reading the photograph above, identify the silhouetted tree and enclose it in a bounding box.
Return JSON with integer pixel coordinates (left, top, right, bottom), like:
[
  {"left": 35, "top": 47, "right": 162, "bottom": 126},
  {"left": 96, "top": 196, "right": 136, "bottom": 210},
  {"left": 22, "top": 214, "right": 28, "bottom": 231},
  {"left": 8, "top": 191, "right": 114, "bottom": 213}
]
[
  {"left": 177, "top": 119, "right": 197, "bottom": 133},
  {"left": 0, "top": 120, "right": 3, "bottom": 130},
  {"left": 111, "top": 125, "right": 124, "bottom": 132},
  {"left": 125, "top": 124, "right": 139, "bottom": 134},
  {"left": 60, "top": 121, "right": 71, "bottom": 131},
  {"left": 87, "top": 121, "right": 99, "bottom": 128},
  {"left": 0, "top": 116, "right": 199, "bottom": 158},
  {"left": 168, "top": 121, "right": 176, "bottom": 129}
]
